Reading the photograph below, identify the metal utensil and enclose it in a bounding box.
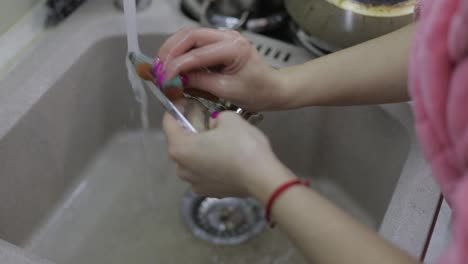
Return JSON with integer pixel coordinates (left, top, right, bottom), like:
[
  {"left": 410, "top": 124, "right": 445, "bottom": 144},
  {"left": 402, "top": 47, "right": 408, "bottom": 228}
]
[
  {"left": 285, "top": 0, "right": 415, "bottom": 51},
  {"left": 128, "top": 52, "right": 263, "bottom": 128}
]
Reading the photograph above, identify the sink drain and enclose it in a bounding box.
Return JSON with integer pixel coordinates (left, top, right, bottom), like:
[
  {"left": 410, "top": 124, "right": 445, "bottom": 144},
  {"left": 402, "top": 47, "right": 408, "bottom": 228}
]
[{"left": 181, "top": 190, "right": 266, "bottom": 245}]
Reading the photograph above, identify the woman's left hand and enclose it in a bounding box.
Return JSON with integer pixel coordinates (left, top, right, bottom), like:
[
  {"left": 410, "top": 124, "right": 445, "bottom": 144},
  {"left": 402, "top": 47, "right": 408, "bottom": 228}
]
[{"left": 162, "top": 110, "right": 291, "bottom": 198}]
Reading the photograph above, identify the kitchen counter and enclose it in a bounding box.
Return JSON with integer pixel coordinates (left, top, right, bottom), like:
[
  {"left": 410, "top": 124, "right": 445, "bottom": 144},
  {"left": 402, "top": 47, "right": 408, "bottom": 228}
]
[
  {"left": 424, "top": 199, "right": 452, "bottom": 263},
  {"left": 0, "top": 239, "right": 54, "bottom": 264}
]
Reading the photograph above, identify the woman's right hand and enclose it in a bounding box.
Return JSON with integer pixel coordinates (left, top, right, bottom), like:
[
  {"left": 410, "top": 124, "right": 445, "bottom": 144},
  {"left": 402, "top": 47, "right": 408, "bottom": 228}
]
[{"left": 158, "top": 27, "right": 286, "bottom": 112}]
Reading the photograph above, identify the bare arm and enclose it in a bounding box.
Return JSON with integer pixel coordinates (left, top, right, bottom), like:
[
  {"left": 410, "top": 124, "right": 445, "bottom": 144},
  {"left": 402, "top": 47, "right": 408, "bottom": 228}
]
[
  {"left": 161, "top": 26, "right": 419, "bottom": 263},
  {"left": 274, "top": 24, "right": 415, "bottom": 109},
  {"left": 251, "top": 26, "right": 417, "bottom": 262},
  {"left": 248, "top": 158, "right": 420, "bottom": 264},
  {"left": 164, "top": 110, "right": 421, "bottom": 264},
  {"left": 160, "top": 25, "right": 414, "bottom": 112}
]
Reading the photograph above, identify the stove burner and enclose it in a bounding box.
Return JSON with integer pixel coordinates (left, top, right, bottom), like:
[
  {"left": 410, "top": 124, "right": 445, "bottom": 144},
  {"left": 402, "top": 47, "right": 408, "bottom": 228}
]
[
  {"left": 180, "top": 0, "right": 287, "bottom": 34},
  {"left": 288, "top": 21, "right": 332, "bottom": 56}
]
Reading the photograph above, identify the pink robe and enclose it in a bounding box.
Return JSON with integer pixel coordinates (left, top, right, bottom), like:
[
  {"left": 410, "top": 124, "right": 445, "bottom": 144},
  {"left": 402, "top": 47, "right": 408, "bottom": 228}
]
[{"left": 410, "top": 0, "right": 468, "bottom": 263}]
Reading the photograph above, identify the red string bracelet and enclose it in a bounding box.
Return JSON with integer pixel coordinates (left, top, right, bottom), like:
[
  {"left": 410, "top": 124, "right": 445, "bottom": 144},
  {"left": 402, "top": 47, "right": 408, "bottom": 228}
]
[{"left": 265, "top": 178, "right": 311, "bottom": 228}]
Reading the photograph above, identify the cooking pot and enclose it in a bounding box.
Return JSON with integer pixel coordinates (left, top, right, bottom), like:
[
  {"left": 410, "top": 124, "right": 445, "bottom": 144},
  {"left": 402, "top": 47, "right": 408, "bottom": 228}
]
[
  {"left": 285, "top": 0, "right": 415, "bottom": 51},
  {"left": 181, "top": 0, "right": 286, "bottom": 32}
]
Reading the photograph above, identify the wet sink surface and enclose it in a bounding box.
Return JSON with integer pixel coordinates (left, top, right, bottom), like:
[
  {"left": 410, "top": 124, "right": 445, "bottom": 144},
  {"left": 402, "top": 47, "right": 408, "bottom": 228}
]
[{"left": 23, "top": 131, "right": 305, "bottom": 264}]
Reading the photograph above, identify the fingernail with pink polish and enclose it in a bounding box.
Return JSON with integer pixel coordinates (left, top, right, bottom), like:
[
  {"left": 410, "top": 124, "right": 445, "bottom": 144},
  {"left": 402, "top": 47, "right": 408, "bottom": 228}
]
[
  {"left": 210, "top": 111, "right": 220, "bottom": 119},
  {"left": 154, "top": 62, "right": 163, "bottom": 77},
  {"left": 152, "top": 57, "right": 163, "bottom": 76},
  {"left": 153, "top": 57, "right": 160, "bottom": 66},
  {"left": 181, "top": 74, "right": 189, "bottom": 86},
  {"left": 156, "top": 72, "right": 166, "bottom": 87}
]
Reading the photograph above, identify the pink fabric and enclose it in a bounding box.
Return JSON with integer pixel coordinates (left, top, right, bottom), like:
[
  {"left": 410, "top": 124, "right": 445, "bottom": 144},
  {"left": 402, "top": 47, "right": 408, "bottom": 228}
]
[{"left": 410, "top": 0, "right": 468, "bottom": 263}]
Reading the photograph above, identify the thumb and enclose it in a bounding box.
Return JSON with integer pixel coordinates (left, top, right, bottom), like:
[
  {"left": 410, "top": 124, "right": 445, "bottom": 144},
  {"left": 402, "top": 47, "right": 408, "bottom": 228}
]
[
  {"left": 162, "top": 112, "right": 192, "bottom": 145},
  {"left": 209, "top": 111, "right": 245, "bottom": 130}
]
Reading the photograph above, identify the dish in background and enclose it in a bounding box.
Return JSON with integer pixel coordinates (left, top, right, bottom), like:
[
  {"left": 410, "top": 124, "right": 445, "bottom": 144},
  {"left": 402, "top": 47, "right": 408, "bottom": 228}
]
[{"left": 285, "top": 0, "right": 415, "bottom": 52}]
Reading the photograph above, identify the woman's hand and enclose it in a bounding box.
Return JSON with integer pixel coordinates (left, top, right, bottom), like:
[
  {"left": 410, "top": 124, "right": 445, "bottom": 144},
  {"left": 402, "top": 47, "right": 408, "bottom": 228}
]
[
  {"left": 162, "top": 110, "right": 294, "bottom": 199},
  {"left": 158, "top": 27, "right": 286, "bottom": 112}
]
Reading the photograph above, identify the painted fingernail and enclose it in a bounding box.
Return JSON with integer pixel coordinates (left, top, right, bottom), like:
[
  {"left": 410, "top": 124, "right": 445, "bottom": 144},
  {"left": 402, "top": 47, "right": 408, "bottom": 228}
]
[
  {"left": 152, "top": 57, "right": 158, "bottom": 66},
  {"left": 159, "top": 72, "right": 167, "bottom": 86},
  {"left": 153, "top": 57, "right": 160, "bottom": 67},
  {"left": 152, "top": 58, "right": 164, "bottom": 77},
  {"left": 154, "top": 63, "right": 163, "bottom": 77},
  {"left": 210, "top": 111, "right": 220, "bottom": 119},
  {"left": 181, "top": 74, "right": 189, "bottom": 86}
]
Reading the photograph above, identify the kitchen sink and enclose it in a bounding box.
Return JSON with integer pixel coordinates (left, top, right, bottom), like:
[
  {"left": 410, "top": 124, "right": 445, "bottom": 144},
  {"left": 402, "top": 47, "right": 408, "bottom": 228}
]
[{"left": 0, "top": 1, "right": 439, "bottom": 263}]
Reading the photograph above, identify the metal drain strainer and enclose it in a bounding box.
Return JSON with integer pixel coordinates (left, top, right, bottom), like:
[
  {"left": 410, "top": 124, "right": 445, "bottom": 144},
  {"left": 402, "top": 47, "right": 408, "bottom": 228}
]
[{"left": 181, "top": 190, "right": 266, "bottom": 245}]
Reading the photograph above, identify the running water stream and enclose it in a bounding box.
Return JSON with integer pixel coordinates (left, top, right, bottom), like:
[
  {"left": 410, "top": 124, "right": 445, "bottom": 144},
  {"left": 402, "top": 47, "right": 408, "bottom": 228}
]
[
  {"left": 124, "top": 0, "right": 149, "bottom": 129},
  {"left": 122, "top": 0, "right": 156, "bottom": 196}
]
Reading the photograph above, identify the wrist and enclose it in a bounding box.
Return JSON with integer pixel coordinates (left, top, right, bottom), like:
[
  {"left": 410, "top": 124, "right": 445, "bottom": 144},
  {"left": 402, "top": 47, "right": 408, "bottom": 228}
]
[
  {"left": 257, "top": 67, "right": 290, "bottom": 111},
  {"left": 267, "top": 67, "right": 303, "bottom": 111},
  {"left": 242, "top": 155, "right": 297, "bottom": 205},
  {"left": 272, "top": 61, "right": 330, "bottom": 110}
]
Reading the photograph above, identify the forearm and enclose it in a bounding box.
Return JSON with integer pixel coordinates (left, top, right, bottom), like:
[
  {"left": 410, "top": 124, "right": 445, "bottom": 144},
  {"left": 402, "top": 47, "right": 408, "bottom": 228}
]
[
  {"left": 272, "top": 186, "right": 418, "bottom": 264},
  {"left": 274, "top": 24, "right": 414, "bottom": 109},
  {"left": 247, "top": 159, "right": 419, "bottom": 264}
]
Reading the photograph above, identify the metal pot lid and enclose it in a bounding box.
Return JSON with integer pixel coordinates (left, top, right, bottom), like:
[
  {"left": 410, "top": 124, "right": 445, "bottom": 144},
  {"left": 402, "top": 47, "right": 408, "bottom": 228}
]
[
  {"left": 324, "top": 0, "right": 416, "bottom": 17},
  {"left": 285, "top": 0, "right": 414, "bottom": 50}
]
